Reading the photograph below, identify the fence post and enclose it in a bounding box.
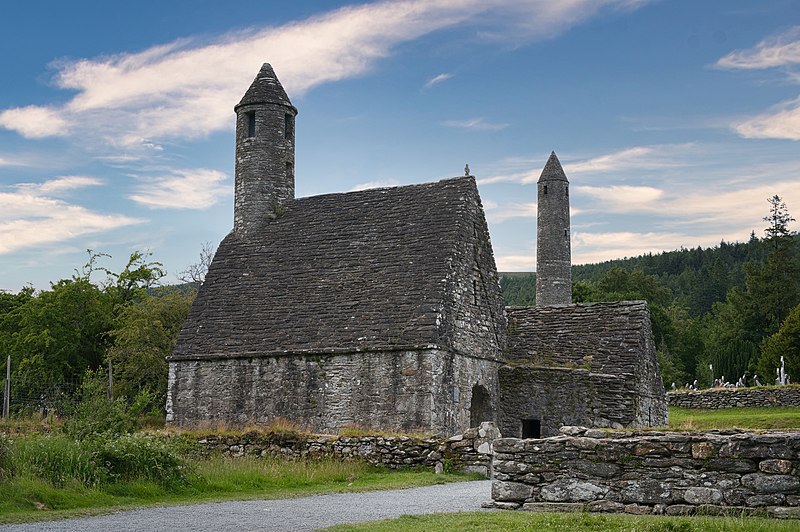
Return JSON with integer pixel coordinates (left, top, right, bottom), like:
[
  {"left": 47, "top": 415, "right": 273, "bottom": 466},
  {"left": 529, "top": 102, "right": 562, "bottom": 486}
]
[
  {"left": 3, "top": 355, "right": 9, "bottom": 419},
  {"left": 107, "top": 358, "right": 113, "bottom": 401}
]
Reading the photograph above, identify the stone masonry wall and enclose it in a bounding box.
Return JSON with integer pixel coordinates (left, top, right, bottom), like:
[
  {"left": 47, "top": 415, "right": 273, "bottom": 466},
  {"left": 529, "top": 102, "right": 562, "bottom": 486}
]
[
  {"left": 668, "top": 386, "right": 800, "bottom": 409},
  {"left": 191, "top": 422, "right": 501, "bottom": 477},
  {"left": 167, "top": 348, "right": 500, "bottom": 436},
  {"left": 490, "top": 426, "right": 800, "bottom": 518},
  {"left": 498, "top": 366, "right": 633, "bottom": 438}
]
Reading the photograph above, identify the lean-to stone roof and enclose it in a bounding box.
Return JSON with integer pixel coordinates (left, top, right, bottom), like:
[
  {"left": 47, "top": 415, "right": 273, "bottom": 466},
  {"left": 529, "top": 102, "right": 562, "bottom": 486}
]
[
  {"left": 173, "top": 176, "right": 497, "bottom": 359},
  {"left": 505, "top": 301, "right": 652, "bottom": 376}
]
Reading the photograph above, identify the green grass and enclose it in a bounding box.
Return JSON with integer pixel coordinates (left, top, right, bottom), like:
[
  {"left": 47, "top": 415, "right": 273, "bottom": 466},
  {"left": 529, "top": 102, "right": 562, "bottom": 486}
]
[
  {"left": 323, "top": 510, "right": 800, "bottom": 531},
  {"left": 669, "top": 406, "right": 800, "bottom": 430},
  {"left": 0, "top": 443, "right": 474, "bottom": 524}
]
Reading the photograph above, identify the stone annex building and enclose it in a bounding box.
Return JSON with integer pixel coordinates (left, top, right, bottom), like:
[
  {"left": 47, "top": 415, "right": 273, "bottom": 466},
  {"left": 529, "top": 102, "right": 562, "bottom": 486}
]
[{"left": 167, "top": 64, "right": 668, "bottom": 438}]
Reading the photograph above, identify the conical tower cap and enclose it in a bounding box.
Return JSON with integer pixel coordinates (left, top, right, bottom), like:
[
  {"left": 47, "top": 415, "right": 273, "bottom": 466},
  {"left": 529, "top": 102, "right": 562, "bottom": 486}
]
[
  {"left": 538, "top": 151, "right": 568, "bottom": 182},
  {"left": 235, "top": 63, "right": 296, "bottom": 112}
]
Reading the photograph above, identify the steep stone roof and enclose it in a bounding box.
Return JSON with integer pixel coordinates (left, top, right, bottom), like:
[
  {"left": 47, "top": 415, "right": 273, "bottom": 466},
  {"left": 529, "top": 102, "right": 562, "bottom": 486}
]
[
  {"left": 173, "top": 176, "right": 491, "bottom": 359},
  {"left": 538, "top": 151, "right": 568, "bottom": 183},
  {"left": 505, "top": 301, "right": 651, "bottom": 376},
  {"left": 235, "top": 63, "right": 295, "bottom": 111}
]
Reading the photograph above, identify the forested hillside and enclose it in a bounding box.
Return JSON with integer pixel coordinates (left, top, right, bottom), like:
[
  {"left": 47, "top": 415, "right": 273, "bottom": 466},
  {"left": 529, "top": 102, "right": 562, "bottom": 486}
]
[{"left": 501, "top": 197, "right": 800, "bottom": 389}]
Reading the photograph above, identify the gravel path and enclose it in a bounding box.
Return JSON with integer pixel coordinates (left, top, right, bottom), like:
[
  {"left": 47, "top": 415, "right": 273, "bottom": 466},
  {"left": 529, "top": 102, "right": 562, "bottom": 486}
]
[{"left": 1, "top": 480, "right": 492, "bottom": 532}]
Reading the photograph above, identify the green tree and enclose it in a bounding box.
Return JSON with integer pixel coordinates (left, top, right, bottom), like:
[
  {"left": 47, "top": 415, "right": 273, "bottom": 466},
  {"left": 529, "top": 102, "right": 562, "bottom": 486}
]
[
  {"left": 758, "top": 303, "right": 800, "bottom": 384},
  {"left": 763, "top": 195, "right": 795, "bottom": 246},
  {"left": 107, "top": 291, "right": 194, "bottom": 410}
]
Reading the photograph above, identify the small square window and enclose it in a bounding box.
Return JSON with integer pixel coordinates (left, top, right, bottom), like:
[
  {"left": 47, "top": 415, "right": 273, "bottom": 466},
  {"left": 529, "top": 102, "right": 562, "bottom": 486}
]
[
  {"left": 284, "top": 113, "right": 294, "bottom": 140},
  {"left": 522, "top": 419, "right": 541, "bottom": 439}
]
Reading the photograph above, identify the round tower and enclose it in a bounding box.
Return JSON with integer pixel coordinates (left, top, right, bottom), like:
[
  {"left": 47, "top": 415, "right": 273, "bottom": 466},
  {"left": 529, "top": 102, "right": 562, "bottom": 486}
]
[
  {"left": 536, "top": 151, "right": 572, "bottom": 306},
  {"left": 233, "top": 63, "right": 298, "bottom": 236}
]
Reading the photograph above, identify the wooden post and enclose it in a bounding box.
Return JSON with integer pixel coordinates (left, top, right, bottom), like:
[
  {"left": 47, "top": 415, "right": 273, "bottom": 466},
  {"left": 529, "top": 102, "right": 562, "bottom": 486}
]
[
  {"left": 107, "top": 358, "right": 113, "bottom": 401},
  {"left": 3, "top": 355, "right": 9, "bottom": 419}
]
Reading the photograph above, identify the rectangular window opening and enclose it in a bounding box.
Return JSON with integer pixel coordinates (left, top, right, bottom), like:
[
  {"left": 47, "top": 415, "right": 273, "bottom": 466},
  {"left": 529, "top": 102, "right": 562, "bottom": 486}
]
[
  {"left": 246, "top": 112, "right": 256, "bottom": 138},
  {"left": 286, "top": 161, "right": 293, "bottom": 178},
  {"left": 543, "top": 185, "right": 548, "bottom": 195},
  {"left": 284, "top": 113, "right": 294, "bottom": 139},
  {"left": 522, "top": 419, "right": 541, "bottom": 439}
]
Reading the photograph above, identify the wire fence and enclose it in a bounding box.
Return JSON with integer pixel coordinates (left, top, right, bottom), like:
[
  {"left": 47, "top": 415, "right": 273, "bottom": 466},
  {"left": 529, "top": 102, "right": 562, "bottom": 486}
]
[{"left": 2, "top": 375, "right": 82, "bottom": 418}]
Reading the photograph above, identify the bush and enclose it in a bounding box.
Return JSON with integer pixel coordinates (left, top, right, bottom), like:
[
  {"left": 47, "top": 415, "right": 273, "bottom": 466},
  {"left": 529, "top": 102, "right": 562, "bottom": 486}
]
[{"left": 92, "top": 433, "right": 189, "bottom": 486}]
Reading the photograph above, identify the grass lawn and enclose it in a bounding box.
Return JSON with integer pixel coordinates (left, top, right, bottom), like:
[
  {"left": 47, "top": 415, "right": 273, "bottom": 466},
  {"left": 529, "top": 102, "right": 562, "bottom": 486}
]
[
  {"left": 323, "top": 510, "right": 800, "bottom": 531},
  {"left": 669, "top": 406, "right": 800, "bottom": 430},
  {"left": 0, "top": 455, "right": 475, "bottom": 525}
]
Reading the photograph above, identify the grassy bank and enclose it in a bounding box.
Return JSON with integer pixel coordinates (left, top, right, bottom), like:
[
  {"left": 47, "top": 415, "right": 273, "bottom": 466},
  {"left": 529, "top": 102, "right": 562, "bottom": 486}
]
[
  {"left": 323, "top": 510, "right": 800, "bottom": 531},
  {"left": 669, "top": 406, "right": 800, "bottom": 430},
  {"left": 0, "top": 433, "right": 472, "bottom": 524}
]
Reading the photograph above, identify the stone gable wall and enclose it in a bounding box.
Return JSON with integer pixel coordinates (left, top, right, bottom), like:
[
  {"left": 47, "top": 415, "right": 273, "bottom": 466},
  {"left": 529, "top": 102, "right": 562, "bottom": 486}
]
[
  {"left": 490, "top": 427, "right": 800, "bottom": 519},
  {"left": 668, "top": 386, "right": 800, "bottom": 409}
]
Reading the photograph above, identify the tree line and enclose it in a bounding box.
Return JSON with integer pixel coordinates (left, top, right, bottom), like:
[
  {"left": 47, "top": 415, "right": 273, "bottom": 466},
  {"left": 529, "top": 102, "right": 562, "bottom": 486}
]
[
  {"left": 502, "top": 196, "right": 800, "bottom": 389},
  {"left": 0, "top": 250, "right": 204, "bottom": 415}
]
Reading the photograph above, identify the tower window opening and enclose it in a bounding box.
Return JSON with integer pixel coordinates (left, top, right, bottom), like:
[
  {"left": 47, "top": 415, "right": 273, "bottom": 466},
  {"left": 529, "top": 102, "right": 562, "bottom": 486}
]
[
  {"left": 564, "top": 230, "right": 568, "bottom": 237},
  {"left": 286, "top": 161, "right": 293, "bottom": 178},
  {"left": 565, "top": 185, "right": 569, "bottom": 197},
  {"left": 246, "top": 112, "right": 256, "bottom": 138},
  {"left": 543, "top": 185, "right": 548, "bottom": 195},
  {"left": 284, "top": 113, "right": 294, "bottom": 139}
]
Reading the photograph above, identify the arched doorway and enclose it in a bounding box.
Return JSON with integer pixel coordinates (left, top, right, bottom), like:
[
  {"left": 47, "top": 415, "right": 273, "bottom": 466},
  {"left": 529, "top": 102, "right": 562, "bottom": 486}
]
[{"left": 469, "top": 384, "right": 493, "bottom": 428}]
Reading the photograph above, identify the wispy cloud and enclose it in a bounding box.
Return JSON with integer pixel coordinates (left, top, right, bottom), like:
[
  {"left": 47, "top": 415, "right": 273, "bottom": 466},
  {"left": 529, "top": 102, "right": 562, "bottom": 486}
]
[
  {"left": 478, "top": 144, "right": 694, "bottom": 185},
  {"left": 0, "top": 178, "right": 142, "bottom": 254},
  {"left": 349, "top": 179, "right": 401, "bottom": 192},
  {"left": 424, "top": 72, "right": 453, "bottom": 89},
  {"left": 441, "top": 117, "right": 509, "bottom": 131},
  {"left": 575, "top": 185, "right": 663, "bottom": 210},
  {"left": 129, "top": 169, "right": 230, "bottom": 209},
  {"left": 716, "top": 27, "right": 800, "bottom": 141},
  {"left": 716, "top": 26, "right": 800, "bottom": 70},
  {"left": 0, "top": 0, "right": 648, "bottom": 151},
  {"left": 484, "top": 201, "right": 536, "bottom": 223},
  {"left": 732, "top": 96, "right": 800, "bottom": 141}
]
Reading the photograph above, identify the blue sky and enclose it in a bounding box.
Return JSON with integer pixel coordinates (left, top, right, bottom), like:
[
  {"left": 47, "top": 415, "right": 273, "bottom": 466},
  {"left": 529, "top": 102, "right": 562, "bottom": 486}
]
[{"left": 1, "top": 0, "right": 799, "bottom": 291}]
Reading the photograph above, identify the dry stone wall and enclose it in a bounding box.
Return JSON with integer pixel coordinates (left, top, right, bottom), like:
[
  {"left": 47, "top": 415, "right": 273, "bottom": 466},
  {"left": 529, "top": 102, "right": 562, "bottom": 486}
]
[
  {"left": 490, "top": 426, "right": 800, "bottom": 518},
  {"left": 192, "top": 422, "right": 501, "bottom": 476},
  {"left": 668, "top": 386, "right": 800, "bottom": 409}
]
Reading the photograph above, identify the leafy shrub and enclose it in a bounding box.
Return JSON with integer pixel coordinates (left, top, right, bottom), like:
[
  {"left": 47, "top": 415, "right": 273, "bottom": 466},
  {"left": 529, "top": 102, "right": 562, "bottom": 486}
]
[{"left": 92, "top": 433, "right": 189, "bottom": 486}]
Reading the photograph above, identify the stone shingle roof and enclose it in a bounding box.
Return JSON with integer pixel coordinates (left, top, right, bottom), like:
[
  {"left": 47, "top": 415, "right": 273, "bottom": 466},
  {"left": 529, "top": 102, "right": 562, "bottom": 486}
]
[
  {"left": 505, "top": 301, "right": 652, "bottom": 376},
  {"left": 235, "top": 63, "right": 295, "bottom": 111},
  {"left": 538, "top": 151, "right": 568, "bottom": 182},
  {"left": 173, "top": 176, "right": 485, "bottom": 359}
]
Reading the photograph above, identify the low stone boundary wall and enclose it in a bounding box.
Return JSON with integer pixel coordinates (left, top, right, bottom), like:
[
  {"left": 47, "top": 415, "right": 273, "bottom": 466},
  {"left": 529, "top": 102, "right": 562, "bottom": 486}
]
[
  {"left": 668, "top": 386, "right": 800, "bottom": 409},
  {"left": 192, "top": 422, "right": 500, "bottom": 476},
  {"left": 489, "top": 426, "right": 800, "bottom": 519}
]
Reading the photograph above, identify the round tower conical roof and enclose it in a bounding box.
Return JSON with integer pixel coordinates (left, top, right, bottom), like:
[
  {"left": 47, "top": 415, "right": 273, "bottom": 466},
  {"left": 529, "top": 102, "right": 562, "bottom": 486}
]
[
  {"left": 235, "top": 63, "right": 296, "bottom": 112},
  {"left": 538, "top": 151, "right": 568, "bottom": 182}
]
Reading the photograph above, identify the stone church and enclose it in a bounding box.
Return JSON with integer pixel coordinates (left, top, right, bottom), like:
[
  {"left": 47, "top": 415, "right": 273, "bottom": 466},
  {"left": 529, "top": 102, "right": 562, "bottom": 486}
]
[{"left": 166, "top": 64, "right": 667, "bottom": 437}]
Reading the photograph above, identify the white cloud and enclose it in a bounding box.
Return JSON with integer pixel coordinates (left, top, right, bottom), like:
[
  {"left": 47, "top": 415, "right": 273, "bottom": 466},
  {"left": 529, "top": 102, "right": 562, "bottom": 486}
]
[
  {"left": 479, "top": 144, "right": 694, "bottom": 185},
  {"left": 716, "top": 26, "right": 800, "bottom": 70},
  {"left": 575, "top": 185, "right": 663, "bottom": 210},
  {"left": 0, "top": 178, "right": 142, "bottom": 254},
  {"left": 0, "top": 105, "right": 69, "bottom": 139},
  {"left": 484, "top": 201, "right": 537, "bottom": 223},
  {"left": 733, "top": 96, "right": 800, "bottom": 141},
  {"left": 424, "top": 72, "right": 453, "bottom": 89},
  {"left": 441, "top": 117, "right": 509, "bottom": 131},
  {"left": 129, "top": 169, "right": 230, "bottom": 209},
  {"left": 0, "top": 0, "right": 649, "bottom": 149},
  {"left": 495, "top": 254, "right": 536, "bottom": 271},
  {"left": 349, "top": 179, "right": 401, "bottom": 191}
]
